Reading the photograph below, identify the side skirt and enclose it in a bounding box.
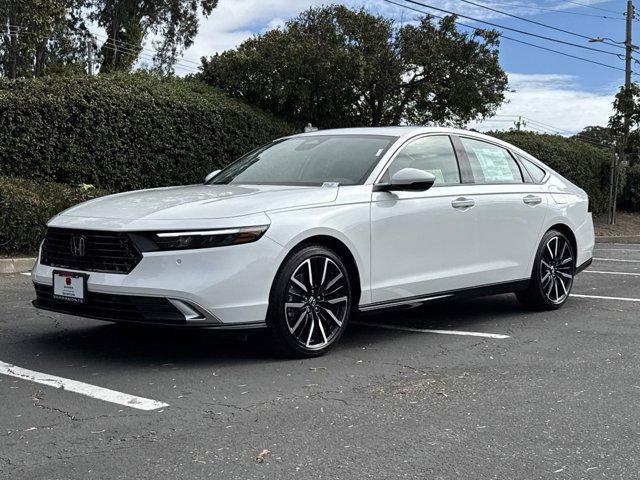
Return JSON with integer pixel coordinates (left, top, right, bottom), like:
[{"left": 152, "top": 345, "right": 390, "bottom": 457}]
[
  {"left": 575, "top": 258, "right": 592, "bottom": 275},
  {"left": 358, "top": 279, "right": 530, "bottom": 313}
]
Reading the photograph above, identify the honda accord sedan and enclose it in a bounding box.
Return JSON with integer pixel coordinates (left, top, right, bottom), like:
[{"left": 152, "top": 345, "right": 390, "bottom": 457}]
[{"left": 32, "top": 127, "right": 594, "bottom": 357}]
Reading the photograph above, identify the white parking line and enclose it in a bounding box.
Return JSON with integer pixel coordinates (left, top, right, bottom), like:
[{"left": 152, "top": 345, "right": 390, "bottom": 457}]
[
  {"left": 20, "top": 272, "right": 31, "bottom": 276},
  {"left": 594, "top": 257, "right": 640, "bottom": 263},
  {"left": 595, "top": 248, "right": 640, "bottom": 252},
  {"left": 0, "top": 361, "right": 168, "bottom": 411},
  {"left": 584, "top": 270, "right": 640, "bottom": 277},
  {"left": 570, "top": 294, "right": 640, "bottom": 303},
  {"left": 352, "top": 321, "right": 510, "bottom": 339}
]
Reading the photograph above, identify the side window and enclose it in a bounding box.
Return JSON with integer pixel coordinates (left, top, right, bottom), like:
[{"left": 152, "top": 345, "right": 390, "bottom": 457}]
[
  {"left": 460, "top": 137, "right": 523, "bottom": 184},
  {"left": 518, "top": 156, "right": 546, "bottom": 183},
  {"left": 385, "top": 136, "right": 460, "bottom": 186}
]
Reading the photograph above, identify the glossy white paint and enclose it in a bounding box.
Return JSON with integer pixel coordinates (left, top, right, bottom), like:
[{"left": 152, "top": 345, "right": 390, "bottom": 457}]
[{"left": 33, "top": 127, "right": 595, "bottom": 326}]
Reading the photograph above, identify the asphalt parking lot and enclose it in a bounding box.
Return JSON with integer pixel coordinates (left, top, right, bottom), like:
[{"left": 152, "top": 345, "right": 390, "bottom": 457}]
[{"left": 1, "top": 244, "right": 640, "bottom": 479}]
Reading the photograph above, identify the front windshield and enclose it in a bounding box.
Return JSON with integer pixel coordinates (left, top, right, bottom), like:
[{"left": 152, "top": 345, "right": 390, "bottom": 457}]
[{"left": 210, "top": 135, "right": 398, "bottom": 186}]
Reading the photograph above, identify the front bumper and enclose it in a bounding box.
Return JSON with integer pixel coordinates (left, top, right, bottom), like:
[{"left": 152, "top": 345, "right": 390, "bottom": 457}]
[{"left": 31, "top": 235, "right": 284, "bottom": 327}]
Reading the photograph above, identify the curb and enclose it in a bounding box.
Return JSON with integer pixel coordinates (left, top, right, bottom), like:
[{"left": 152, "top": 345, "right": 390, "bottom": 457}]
[
  {"left": 0, "top": 257, "right": 35, "bottom": 275},
  {"left": 595, "top": 235, "right": 640, "bottom": 244}
]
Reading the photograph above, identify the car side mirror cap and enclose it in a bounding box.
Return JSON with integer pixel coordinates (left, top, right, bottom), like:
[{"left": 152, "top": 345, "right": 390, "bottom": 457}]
[
  {"left": 204, "top": 170, "right": 221, "bottom": 184},
  {"left": 373, "top": 168, "right": 436, "bottom": 192}
]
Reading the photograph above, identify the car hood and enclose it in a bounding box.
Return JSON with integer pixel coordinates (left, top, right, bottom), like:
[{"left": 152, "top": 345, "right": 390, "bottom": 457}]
[{"left": 58, "top": 184, "right": 339, "bottom": 222}]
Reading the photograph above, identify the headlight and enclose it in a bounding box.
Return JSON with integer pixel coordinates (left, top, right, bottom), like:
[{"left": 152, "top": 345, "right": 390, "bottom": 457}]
[{"left": 139, "top": 225, "right": 269, "bottom": 251}]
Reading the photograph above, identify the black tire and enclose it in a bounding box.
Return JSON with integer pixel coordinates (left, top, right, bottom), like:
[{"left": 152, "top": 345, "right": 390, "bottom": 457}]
[
  {"left": 516, "top": 229, "right": 575, "bottom": 311},
  {"left": 266, "top": 244, "right": 352, "bottom": 358}
]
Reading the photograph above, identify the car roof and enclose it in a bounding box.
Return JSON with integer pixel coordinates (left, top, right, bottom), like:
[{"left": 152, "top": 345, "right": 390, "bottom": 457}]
[{"left": 287, "top": 126, "right": 541, "bottom": 165}]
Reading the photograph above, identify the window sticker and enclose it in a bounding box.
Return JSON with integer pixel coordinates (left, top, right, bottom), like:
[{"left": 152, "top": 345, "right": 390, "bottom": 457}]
[{"left": 474, "top": 148, "right": 514, "bottom": 181}]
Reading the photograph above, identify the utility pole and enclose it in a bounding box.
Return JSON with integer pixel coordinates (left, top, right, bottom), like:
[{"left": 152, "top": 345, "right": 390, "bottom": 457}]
[
  {"left": 613, "top": 0, "right": 636, "bottom": 225},
  {"left": 514, "top": 116, "right": 526, "bottom": 132},
  {"left": 593, "top": 1, "right": 637, "bottom": 225},
  {"left": 86, "top": 34, "right": 95, "bottom": 76}
]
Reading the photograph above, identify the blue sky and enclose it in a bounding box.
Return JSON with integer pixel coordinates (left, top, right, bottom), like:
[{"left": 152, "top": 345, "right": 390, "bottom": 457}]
[{"left": 160, "top": 0, "right": 635, "bottom": 134}]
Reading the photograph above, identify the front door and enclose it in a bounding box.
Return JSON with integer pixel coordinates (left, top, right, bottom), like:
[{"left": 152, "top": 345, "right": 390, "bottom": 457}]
[{"left": 369, "top": 135, "right": 483, "bottom": 304}]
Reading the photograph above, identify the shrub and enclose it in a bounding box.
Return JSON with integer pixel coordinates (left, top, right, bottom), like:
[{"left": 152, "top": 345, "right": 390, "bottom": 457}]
[
  {"left": 621, "top": 163, "right": 640, "bottom": 211},
  {"left": 489, "top": 131, "right": 612, "bottom": 213},
  {"left": 0, "top": 73, "right": 295, "bottom": 192},
  {"left": 0, "top": 177, "right": 107, "bottom": 254}
]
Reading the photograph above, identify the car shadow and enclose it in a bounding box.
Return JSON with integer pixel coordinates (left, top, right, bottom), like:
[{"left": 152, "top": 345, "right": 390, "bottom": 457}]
[{"left": 23, "top": 293, "right": 533, "bottom": 368}]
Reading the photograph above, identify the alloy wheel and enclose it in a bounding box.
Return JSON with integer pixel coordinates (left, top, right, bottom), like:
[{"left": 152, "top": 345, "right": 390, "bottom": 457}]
[
  {"left": 540, "top": 235, "right": 574, "bottom": 304},
  {"left": 283, "top": 255, "right": 349, "bottom": 350}
]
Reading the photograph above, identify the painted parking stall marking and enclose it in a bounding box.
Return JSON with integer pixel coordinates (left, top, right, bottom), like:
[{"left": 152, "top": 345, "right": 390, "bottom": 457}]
[
  {"left": 593, "top": 257, "right": 640, "bottom": 263},
  {"left": 570, "top": 294, "right": 640, "bottom": 303},
  {"left": 0, "top": 361, "right": 168, "bottom": 411},
  {"left": 584, "top": 270, "right": 640, "bottom": 277},
  {"left": 352, "top": 321, "right": 510, "bottom": 339}
]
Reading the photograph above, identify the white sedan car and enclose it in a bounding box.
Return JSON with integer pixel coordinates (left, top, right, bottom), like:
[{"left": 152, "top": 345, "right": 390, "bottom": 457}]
[{"left": 32, "top": 127, "right": 594, "bottom": 357}]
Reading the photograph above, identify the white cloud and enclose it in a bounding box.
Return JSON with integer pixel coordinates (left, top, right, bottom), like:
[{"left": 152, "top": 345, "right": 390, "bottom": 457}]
[{"left": 470, "top": 73, "right": 616, "bottom": 135}]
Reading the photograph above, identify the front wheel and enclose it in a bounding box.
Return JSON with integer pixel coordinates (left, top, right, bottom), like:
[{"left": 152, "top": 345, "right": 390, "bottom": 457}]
[
  {"left": 516, "top": 229, "right": 575, "bottom": 311},
  {"left": 266, "top": 245, "right": 352, "bottom": 357}
]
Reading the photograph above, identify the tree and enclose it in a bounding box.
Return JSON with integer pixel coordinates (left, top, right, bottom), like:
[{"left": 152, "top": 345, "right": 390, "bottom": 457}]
[
  {"left": 200, "top": 5, "right": 508, "bottom": 128},
  {"left": 0, "top": 0, "right": 91, "bottom": 78},
  {"left": 574, "top": 126, "right": 614, "bottom": 148},
  {"left": 87, "top": 0, "right": 218, "bottom": 73}
]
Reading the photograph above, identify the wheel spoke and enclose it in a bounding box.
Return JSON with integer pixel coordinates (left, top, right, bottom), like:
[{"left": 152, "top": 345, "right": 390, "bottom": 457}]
[
  {"left": 289, "top": 310, "right": 307, "bottom": 334},
  {"left": 323, "top": 272, "right": 343, "bottom": 292},
  {"left": 320, "top": 258, "right": 329, "bottom": 287},
  {"left": 557, "top": 275, "right": 568, "bottom": 295},
  {"left": 553, "top": 279, "right": 559, "bottom": 301},
  {"left": 316, "top": 312, "right": 328, "bottom": 345},
  {"left": 285, "top": 302, "right": 305, "bottom": 310},
  {"left": 321, "top": 307, "right": 343, "bottom": 327},
  {"left": 547, "top": 242, "right": 555, "bottom": 259},
  {"left": 291, "top": 277, "right": 308, "bottom": 293},
  {"left": 541, "top": 271, "right": 552, "bottom": 285},
  {"left": 306, "top": 259, "right": 314, "bottom": 290},
  {"left": 541, "top": 259, "right": 552, "bottom": 270},
  {"left": 559, "top": 256, "right": 573, "bottom": 266},
  {"left": 546, "top": 277, "right": 554, "bottom": 296},
  {"left": 558, "top": 271, "right": 572, "bottom": 280},
  {"left": 306, "top": 317, "right": 315, "bottom": 347},
  {"left": 325, "top": 296, "right": 348, "bottom": 305}
]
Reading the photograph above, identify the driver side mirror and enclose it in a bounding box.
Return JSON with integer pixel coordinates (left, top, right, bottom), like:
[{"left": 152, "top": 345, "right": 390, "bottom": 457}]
[
  {"left": 204, "top": 170, "right": 221, "bottom": 184},
  {"left": 373, "top": 168, "right": 436, "bottom": 192}
]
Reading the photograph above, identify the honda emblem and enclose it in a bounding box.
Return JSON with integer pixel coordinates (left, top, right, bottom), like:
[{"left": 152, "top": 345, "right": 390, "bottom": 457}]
[{"left": 70, "top": 235, "right": 86, "bottom": 257}]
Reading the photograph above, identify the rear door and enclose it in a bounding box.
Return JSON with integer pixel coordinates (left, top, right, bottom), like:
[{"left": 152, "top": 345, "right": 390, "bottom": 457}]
[{"left": 454, "top": 136, "right": 548, "bottom": 283}]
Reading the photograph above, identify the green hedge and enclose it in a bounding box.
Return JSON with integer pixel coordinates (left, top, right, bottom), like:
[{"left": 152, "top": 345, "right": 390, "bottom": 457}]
[
  {"left": 489, "top": 131, "right": 612, "bottom": 213},
  {"left": 0, "top": 73, "right": 295, "bottom": 192},
  {"left": 0, "top": 177, "right": 107, "bottom": 254}
]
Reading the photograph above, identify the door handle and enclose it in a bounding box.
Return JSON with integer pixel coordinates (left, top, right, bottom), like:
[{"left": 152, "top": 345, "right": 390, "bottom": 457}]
[
  {"left": 523, "top": 195, "right": 542, "bottom": 206},
  {"left": 451, "top": 197, "right": 475, "bottom": 210}
]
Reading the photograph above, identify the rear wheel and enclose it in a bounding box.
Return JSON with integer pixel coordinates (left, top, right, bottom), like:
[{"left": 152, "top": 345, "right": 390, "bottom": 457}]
[
  {"left": 516, "top": 229, "right": 575, "bottom": 311},
  {"left": 266, "top": 245, "right": 352, "bottom": 357}
]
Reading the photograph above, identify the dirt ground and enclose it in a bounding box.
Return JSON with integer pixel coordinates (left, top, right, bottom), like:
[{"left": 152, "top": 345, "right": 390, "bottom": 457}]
[{"left": 594, "top": 211, "right": 640, "bottom": 239}]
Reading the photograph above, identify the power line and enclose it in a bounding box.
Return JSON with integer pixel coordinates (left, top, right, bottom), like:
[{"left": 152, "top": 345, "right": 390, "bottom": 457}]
[
  {"left": 395, "top": 0, "right": 625, "bottom": 59},
  {"left": 485, "top": 1, "right": 624, "bottom": 20},
  {"left": 559, "top": 0, "right": 624, "bottom": 15},
  {"left": 453, "top": 0, "right": 625, "bottom": 50},
  {"left": 382, "top": 0, "right": 628, "bottom": 73},
  {"left": 5, "top": 24, "right": 201, "bottom": 74},
  {"left": 481, "top": 114, "right": 611, "bottom": 146}
]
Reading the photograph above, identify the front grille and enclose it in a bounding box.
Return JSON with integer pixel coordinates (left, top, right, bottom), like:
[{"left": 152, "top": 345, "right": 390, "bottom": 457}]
[
  {"left": 33, "top": 283, "right": 186, "bottom": 325},
  {"left": 41, "top": 228, "right": 142, "bottom": 274}
]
